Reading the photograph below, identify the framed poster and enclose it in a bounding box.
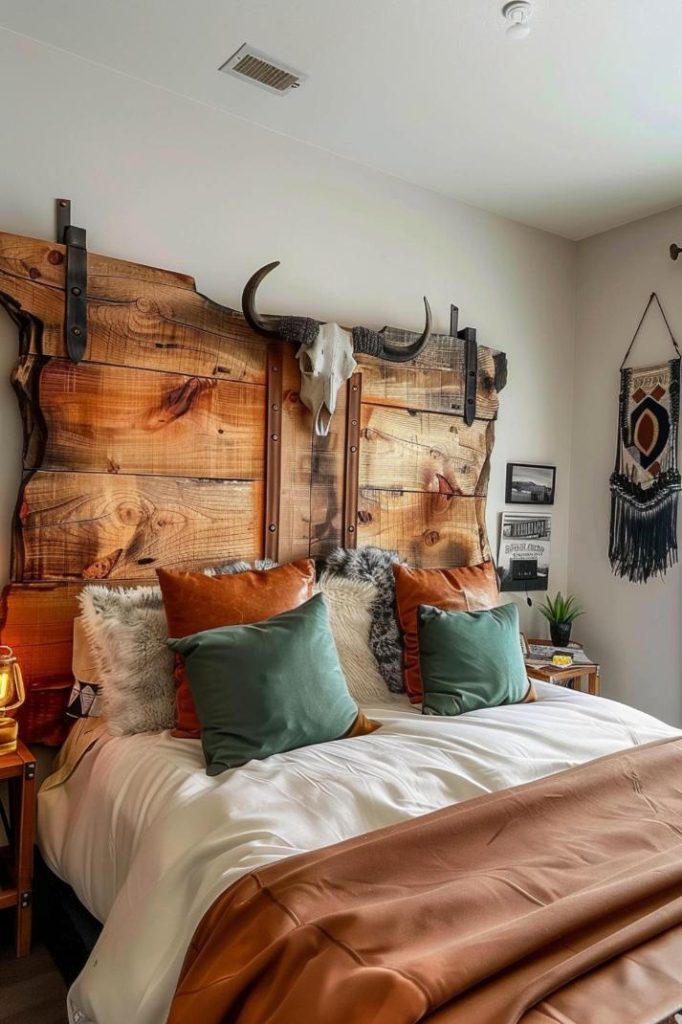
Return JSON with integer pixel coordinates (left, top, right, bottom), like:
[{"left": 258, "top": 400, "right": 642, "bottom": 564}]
[
  {"left": 497, "top": 512, "right": 552, "bottom": 592},
  {"left": 506, "top": 463, "right": 556, "bottom": 505}
]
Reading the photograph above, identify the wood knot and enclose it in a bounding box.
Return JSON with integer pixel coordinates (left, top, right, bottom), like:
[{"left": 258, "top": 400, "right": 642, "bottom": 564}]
[
  {"left": 362, "top": 427, "right": 378, "bottom": 442},
  {"left": 106, "top": 458, "right": 121, "bottom": 474},
  {"left": 47, "top": 250, "right": 64, "bottom": 266},
  {"left": 147, "top": 378, "right": 214, "bottom": 429},
  {"left": 436, "top": 474, "right": 461, "bottom": 496},
  {"left": 28, "top": 267, "right": 41, "bottom": 280},
  {"left": 82, "top": 549, "right": 123, "bottom": 579},
  {"left": 284, "top": 389, "right": 300, "bottom": 405},
  {"left": 357, "top": 510, "right": 373, "bottom": 524},
  {"left": 423, "top": 530, "right": 440, "bottom": 546}
]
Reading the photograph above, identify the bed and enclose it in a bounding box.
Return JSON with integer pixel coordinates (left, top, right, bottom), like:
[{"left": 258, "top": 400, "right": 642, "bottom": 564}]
[
  {"left": 37, "top": 683, "right": 680, "bottom": 1024},
  {"left": 3, "top": 223, "right": 682, "bottom": 1024}
]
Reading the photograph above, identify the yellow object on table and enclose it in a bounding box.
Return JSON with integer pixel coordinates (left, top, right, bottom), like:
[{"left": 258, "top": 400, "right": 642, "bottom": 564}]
[
  {"left": 551, "top": 654, "right": 574, "bottom": 667},
  {"left": 0, "top": 645, "right": 25, "bottom": 755}
]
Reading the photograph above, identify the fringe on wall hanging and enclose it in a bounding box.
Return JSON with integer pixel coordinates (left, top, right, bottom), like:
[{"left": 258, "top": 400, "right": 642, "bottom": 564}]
[{"left": 609, "top": 292, "right": 681, "bottom": 583}]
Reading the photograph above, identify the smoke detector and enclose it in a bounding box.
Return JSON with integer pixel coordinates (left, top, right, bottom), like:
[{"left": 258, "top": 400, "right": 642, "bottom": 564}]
[
  {"left": 219, "top": 44, "right": 308, "bottom": 95},
  {"left": 502, "top": 1, "right": 533, "bottom": 39}
]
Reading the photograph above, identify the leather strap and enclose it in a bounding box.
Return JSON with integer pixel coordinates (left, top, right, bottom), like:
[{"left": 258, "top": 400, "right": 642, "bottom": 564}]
[
  {"left": 621, "top": 292, "right": 681, "bottom": 369},
  {"left": 264, "top": 344, "right": 283, "bottom": 561},
  {"left": 342, "top": 374, "right": 362, "bottom": 549}
]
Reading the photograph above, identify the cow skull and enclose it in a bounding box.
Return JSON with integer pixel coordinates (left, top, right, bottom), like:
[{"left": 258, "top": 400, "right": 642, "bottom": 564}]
[{"left": 242, "top": 262, "right": 432, "bottom": 437}]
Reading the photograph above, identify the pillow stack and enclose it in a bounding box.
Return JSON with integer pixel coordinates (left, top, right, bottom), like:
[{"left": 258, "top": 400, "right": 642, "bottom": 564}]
[
  {"left": 393, "top": 561, "right": 534, "bottom": 715},
  {"left": 157, "top": 559, "right": 317, "bottom": 738},
  {"left": 168, "top": 593, "right": 378, "bottom": 776},
  {"left": 158, "top": 561, "right": 378, "bottom": 774}
]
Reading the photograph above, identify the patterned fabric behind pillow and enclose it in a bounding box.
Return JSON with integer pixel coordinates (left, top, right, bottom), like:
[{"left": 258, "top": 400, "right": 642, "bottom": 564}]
[
  {"left": 321, "top": 547, "right": 406, "bottom": 693},
  {"left": 317, "top": 573, "right": 389, "bottom": 705},
  {"left": 67, "top": 615, "right": 104, "bottom": 719},
  {"left": 77, "top": 560, "right": 279, "bottom": 736}
]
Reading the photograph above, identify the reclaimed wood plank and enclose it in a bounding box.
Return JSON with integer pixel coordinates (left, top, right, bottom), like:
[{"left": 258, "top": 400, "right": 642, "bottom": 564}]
[
  {"left": 357, "top": 343, "right": 499, "bottom": 419},
  {"left": 355, "top": 489, "right": 490, "bottom": 568},
  {"left": 0, "top": 583, "right": 84, "bottom": 684},
  {"left": 16, "top": 356, "right": 266, "bottom": 478},
  {"left": 279, "top": 379, "right": 313, "bottom": 563},
  {"left": 359, "top": 405, "right": 492, "bottom": 496},
  {"left": 0, "top": 231, "right": 196, "bottom": 291},
  {"left": 15, "top": 472, "right": 263, "bottom": 581},
  {"left": 0, "top": 233, "right": 266, "bottom": 383},
  {"left": 308, "top": 378, "right": 350, "bottom": 558}
]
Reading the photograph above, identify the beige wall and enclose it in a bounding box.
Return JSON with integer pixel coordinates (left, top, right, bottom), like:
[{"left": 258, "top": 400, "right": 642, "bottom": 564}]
[
  {"left": 0, "top": 29, "right": 576, "bottom": 636},
  {"left": 571, "top": 206, "right": 682, "bottom": 726}
]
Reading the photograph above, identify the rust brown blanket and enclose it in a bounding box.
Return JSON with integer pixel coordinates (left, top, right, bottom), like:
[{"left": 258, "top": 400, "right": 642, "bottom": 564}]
[{"left": 168, "top": 738, "right": 682, "bottom": 1024}]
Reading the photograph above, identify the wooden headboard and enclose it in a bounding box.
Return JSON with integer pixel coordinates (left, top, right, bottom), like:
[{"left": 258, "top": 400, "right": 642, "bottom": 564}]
[{"left": 0, "top": 227, "right": 506, "bottom": 743}]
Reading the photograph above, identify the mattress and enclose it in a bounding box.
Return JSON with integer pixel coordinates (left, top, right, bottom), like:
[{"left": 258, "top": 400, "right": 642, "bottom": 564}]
[{"left": 37, "top": 683, "right": 679, "bottom": 1024}]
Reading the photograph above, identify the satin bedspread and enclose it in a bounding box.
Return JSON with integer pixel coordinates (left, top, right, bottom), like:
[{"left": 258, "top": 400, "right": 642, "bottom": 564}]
[
  {"left": 37, "top": 684, "right": 680, "bottom": 1023},
  {"left": 169, "top": 737, "right": 682, "bottom": 1024}
]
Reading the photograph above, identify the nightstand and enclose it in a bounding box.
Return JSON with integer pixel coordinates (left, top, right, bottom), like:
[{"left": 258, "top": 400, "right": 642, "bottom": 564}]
[
  {"left": 0, "top": 740, "right": 36, "bottom": 957},
  {"left": 525, "top": 639, "right": 601, "bottom": 696}
]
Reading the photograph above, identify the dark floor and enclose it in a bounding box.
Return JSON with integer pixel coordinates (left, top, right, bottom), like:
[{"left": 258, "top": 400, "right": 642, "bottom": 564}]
[{"left": 0, "top": 917, "right": 68, "bottom": 1024}]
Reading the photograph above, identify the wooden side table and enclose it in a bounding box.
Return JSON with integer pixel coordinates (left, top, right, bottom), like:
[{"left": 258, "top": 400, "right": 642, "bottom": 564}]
[
  {"left": 525, "top": 639, "right": 601, "bottom": 696},
  {"left": 0, "top": 740, "right": 36, "bottom": 957}
]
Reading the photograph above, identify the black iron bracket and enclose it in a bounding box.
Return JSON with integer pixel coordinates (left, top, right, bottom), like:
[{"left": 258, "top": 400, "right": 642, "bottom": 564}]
[
  {"left": 449, "top": 304, "right": 478, "bottom": 425},
  {"left": 56, "top": 198, "right": 88, "bottom": 363}
]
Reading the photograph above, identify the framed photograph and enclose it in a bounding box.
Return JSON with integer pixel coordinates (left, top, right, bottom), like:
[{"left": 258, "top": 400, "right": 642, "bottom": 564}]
[{"left": 506, "top": 463, "right": 556, "bottom": 505}]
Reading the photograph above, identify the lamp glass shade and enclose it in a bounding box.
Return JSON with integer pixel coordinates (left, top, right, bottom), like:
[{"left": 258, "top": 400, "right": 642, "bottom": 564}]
[{"left": 0, "top": 645, "right": 25, "bottom": 755}]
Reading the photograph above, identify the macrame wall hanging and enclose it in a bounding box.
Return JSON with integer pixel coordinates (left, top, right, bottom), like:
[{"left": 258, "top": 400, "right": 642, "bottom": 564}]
[{"left": 609, "top": 292, "right": 681, "bottom": 583}]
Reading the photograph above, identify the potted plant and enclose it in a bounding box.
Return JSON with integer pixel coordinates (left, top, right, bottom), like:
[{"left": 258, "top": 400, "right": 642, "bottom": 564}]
[{"left": 539, "top": 592, "right": 583, "bottom": 647}]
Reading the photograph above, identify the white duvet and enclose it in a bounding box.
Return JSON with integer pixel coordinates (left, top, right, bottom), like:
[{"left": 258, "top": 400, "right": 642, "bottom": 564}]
[{"left": 37, "top": 683, "right": 679, "bottom": 1024}]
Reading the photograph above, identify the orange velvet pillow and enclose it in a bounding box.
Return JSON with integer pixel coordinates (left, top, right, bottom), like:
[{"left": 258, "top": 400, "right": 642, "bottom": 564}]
[
  {"left": 158, "top": 560, "right": 316, "bottom": 738},
  {"left": 393, "top": 561, "right": 501, "bottom": 703}
]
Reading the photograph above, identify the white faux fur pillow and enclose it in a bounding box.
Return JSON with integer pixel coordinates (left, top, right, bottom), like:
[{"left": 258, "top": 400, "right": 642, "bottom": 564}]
[
  {"left": 317, "top": 573, "right": 389, "bottom": 706},
  {"left": 77, "top": 559, "right": 278, "bottom": 736},
  {"left": 78, "top": 586, "right": 174, "bottom": 736}
]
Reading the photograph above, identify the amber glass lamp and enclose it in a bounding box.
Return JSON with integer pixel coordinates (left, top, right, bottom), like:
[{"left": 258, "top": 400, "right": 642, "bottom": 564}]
[{"left": 0, "top": 645, "right": 25, "bottom": 755}]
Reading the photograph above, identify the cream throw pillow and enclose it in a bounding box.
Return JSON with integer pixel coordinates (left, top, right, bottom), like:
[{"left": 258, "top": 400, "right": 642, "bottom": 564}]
[{"left": 317, "top": 573, "right": 389, "bottom": 706}]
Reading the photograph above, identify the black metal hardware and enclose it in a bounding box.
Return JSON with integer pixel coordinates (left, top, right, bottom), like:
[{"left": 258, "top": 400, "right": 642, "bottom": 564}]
[
  {"left": 458, "top": 326, "right": 478, "bottom": 426},
  {"left": 56, "top": 198, "right": 88, "bottom": 363},
  {"left": 448, "top": 305, "right": 479, "bottom": 422},
  {"left": 670, "top": 243, "right": 682, "bottom": 261}
]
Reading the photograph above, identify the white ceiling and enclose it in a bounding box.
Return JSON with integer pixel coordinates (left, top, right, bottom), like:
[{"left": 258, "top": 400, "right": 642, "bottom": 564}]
[{"left": 1, "top": 0, "right": 681, "bottom": 239}]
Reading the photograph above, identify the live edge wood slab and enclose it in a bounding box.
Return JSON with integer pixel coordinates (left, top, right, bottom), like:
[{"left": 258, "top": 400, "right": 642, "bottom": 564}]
[{"left": 0, "top": 228, "right": 506, "bottom": 742}]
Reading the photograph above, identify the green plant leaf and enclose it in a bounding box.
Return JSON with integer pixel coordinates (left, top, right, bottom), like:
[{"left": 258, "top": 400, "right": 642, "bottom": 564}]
[{"left": 540, "top": 592, "right": 584, "bottom": 624}]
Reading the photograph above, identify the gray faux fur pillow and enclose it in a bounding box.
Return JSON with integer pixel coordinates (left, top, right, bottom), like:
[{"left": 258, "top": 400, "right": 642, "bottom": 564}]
[
  {"left": 321, "top": 546, "right": 406, "bottom": 693},
  {"left": 78, "top": 559, "right": 277, "bottom": 736}
]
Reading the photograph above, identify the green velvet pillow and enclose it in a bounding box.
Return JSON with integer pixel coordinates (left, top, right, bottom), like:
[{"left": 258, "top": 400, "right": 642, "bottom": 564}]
[
  {"left": 418, "top": 601, "right": 533, "bottom": 716},
  {"left": 167, "top": 593, "right": 372, "bottom": 776}
]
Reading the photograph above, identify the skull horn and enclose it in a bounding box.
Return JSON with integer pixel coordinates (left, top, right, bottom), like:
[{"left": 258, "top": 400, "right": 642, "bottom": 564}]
[
  {"left": 242, "top": 261, "right": 282, "bottom": 337},
  {"left": 352, "top": 297, "right": 432, "bottom": 363}
]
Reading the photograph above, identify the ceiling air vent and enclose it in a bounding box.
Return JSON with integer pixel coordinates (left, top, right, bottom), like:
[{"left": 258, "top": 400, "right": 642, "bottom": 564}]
[{"left": 219, "top": 44, "right": 307, "bottom": 95}]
